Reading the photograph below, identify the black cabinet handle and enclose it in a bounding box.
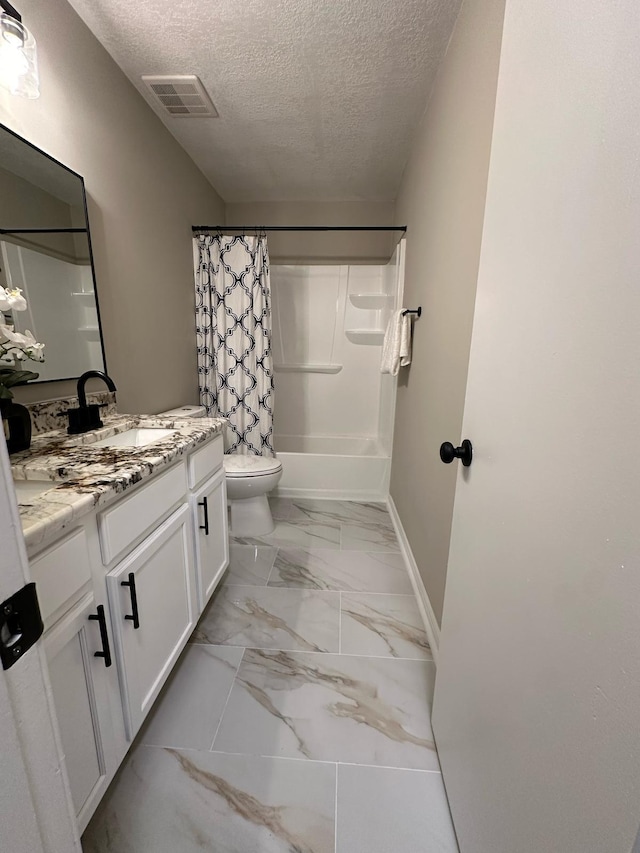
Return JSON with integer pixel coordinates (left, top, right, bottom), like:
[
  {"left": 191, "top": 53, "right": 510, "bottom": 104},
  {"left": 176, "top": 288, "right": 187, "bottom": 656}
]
[
  {"left": 88, "top": 604, "right": 112, "bottom": 667},
  {"left": 440, "top": 439, "right": 473, "bottom": 467},
  {"left": 198, "top": 497, "right": 210, "bottom": 536},
  {"left": 120, "top": 572, "right": 140, "bottom": 629}
]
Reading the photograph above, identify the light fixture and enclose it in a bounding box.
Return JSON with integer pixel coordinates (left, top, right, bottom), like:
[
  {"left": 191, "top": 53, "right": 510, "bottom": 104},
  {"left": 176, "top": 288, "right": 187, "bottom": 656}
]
[{"left": 0, "top": 1, "right": 38, "bottom": 99}]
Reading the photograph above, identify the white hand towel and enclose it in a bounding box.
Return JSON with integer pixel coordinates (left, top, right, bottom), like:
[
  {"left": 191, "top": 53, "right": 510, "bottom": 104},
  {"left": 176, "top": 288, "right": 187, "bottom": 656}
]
[{"left": 380, "top": 309, "right": 412, "bottom": 375}]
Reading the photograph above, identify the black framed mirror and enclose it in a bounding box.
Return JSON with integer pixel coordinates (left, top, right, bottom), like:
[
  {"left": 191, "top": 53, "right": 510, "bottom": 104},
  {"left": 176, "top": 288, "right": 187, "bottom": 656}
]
[{"left": 0, "top": 123, "right": 106, "bottom": 384}]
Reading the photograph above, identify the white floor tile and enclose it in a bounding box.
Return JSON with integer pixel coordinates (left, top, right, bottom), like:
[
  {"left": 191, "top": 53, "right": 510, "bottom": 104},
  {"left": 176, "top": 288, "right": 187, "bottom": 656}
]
[
  {"left": 341, "top": 593, "right": 432, "bottom": 659},
  {"left": 192, "top": 585, "right": 341, "bottom": 652},
  {"left": 340, "top": 523, "right": 399, "bottom": 551},
  {"left": 268, "top": 548, "right": 413, "bottom": 593},
  {"left": 214, "top": 650, "right": 439, "bottom": 770},
  {"left": 137, "top": 644, "right": 243, "bottom": 751},
  {"left": 224, "top": 543, "right": 278, "bottom": 585},
  {"left": 337, "top": 764, "right": 458, "bottom": 853},
  {"left": 83, "top": 747, "right": 336, "bottom": 853}
]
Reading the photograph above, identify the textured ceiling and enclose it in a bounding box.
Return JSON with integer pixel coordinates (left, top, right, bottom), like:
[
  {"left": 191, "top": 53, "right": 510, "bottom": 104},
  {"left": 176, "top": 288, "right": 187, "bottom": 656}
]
[{"left": 67, "top": 0, "right": 462, "bottom": 202}]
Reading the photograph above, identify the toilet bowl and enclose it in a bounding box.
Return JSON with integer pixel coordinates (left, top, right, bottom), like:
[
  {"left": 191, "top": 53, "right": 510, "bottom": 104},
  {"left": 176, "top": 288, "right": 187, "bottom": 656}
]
[
  {"left": 156, "top": 406, "right": 282, "bottom": 537},
  {"left": 224, "top": 454, "right": 282, "bottom": 537}
]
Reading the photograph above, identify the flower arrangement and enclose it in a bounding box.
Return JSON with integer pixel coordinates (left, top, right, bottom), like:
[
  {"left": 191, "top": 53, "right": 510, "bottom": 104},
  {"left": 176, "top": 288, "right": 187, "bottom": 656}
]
[{"left": 0, "top": 285, "right": 44, "bottom": 400}]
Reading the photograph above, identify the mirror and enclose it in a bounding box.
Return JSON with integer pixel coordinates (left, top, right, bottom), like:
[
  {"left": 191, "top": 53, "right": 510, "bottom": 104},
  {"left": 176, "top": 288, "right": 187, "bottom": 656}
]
[{"left": 0, "top": 124, "right": 106, "bottom": 384}]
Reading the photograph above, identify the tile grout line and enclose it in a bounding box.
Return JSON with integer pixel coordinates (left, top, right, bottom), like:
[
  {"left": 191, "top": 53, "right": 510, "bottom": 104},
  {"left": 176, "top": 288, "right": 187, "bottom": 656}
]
[
  {"left": 208, "top": 647, "right": 246, "bottom": 752},
  {"left": 191, "top": 643, "right": 434, "bottom": 662},
  {"left": 338, "top": 591, "right": 342, "bottom": 655},
  {"left": 184, "top": 746, "right": 444, "bottom": 774}
]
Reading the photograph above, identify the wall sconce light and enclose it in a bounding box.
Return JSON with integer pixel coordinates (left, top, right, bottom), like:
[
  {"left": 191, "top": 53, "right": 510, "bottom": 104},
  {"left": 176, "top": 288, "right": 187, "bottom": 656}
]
[{"left": 0, "top": 1, "right": 39, "bottom": 99}]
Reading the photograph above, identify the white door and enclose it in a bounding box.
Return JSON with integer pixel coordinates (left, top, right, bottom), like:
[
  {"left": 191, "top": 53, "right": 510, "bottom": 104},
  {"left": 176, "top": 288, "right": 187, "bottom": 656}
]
[
  {"left": 432, "top": 2, "right": 640, "bottom": 852},
  {"left": 191, "top": 467, "right": 229, "bottom": 609},
  {"left": 106, "top": 504, "right": 197, "bottom": 739},
  {"left": 0, "top": 437, "right": 80, "bottom": 852}
]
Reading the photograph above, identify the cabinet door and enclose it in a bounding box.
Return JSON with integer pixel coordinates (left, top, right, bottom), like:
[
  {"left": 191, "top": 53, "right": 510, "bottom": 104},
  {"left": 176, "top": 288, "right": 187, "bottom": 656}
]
[
  {"left": 191, "top": 467, "right": 229, "bottom": 610},
  {"left": 106, "top": 504, "right": 196, "bottom": 739},
  {"left": 45, "top": 592, "right": 115, "bottom": 833}
]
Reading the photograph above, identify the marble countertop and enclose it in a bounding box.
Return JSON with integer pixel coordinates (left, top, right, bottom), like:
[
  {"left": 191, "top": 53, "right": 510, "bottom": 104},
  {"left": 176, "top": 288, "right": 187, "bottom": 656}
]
[{"left": 13, "top": 414, "right": 226, "bottom": 552}]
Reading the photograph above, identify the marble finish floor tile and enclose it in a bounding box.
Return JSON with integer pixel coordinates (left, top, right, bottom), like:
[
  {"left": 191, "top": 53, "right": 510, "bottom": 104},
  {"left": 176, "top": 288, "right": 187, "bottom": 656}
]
[
  {"left": 288, "top": 499, "right": 394, "bottom": 530},
  {"left": 340, "top": 593, "right": 432, "bottom": 660},
  {"left": 235, "top": 521, "right": 341, "bottom": 550},
  {"left": 340, "top": 522, "right": 399, "bottom": 551},
  {"left": 214, "top": 649, "right": 438, "bottom": 770},
  {"left": 336, "top": 764, "right": 458, "bottom": 853},
  {"left": 138, "top": 645, "right": 243, "bottom": 751},
  {"left": 224, "top": 544, "right": 278, "bottom": 586},
  {"left": 268, "top": 548, "right": 413, "bottom": 594},
  {"left": 83, "top": 746, "right": 336, "bottom": 853},
  {"left": 192, "top": 585, "right": 340, "bottom": 652}
]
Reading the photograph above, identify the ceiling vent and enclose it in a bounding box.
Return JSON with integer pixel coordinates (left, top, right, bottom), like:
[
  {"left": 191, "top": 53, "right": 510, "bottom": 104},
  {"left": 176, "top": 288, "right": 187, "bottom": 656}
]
[{"left": 141, "top": 75, "right": 218, "bottom": 117}]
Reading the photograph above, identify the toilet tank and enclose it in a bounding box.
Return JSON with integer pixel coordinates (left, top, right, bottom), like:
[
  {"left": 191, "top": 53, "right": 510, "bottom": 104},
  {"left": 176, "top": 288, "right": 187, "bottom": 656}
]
[{"left": 157, "top": 405, "right": 206, "bottom": 418}]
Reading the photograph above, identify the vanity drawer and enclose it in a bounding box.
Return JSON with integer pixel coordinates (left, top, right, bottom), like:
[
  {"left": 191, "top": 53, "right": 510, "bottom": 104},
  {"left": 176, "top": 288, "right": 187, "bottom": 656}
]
[
  {"left": 98, "top": 462, "right": 187, "bottom": 565},
  {"left": 31, "top": 528, "right": 92, "bottom": 627},
  {"left": 188, "top": 434, "right": 223, "bottom": 489}
]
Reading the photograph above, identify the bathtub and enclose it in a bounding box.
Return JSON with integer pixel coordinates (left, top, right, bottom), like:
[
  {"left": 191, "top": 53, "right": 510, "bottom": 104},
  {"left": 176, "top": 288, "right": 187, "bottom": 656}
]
[{"left": 274, "top": 434, "right": 390, "bottom": 501}]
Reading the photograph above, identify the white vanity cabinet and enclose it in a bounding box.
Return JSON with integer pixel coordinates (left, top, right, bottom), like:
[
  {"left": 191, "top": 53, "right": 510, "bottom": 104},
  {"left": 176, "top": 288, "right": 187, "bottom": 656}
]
[
  {"left": 25, "top": 428, "right": 228, "bottom": 836},
  {"left": 106, "top": 504, "right": 197, "bottom": 739},
  {"left": 44, "top": 592, "right": 116, "bottom": 833},
  {"left": 190, "top": 466, "right": 228, "bottom": 609}
]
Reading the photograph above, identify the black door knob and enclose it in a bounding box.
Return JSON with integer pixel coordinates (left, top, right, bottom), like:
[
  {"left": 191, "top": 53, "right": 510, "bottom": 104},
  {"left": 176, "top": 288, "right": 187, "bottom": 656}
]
[{"left": 440, "top": 439, "right": 473, "bottom": 467}]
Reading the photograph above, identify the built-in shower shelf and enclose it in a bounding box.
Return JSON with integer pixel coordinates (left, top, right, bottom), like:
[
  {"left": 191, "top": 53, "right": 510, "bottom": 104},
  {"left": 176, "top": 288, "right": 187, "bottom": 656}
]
[
  {"left": 71, "top": 291, "right": 95, "bottom": 297},
  {"left": 274, "top": 363, "right": 343, "bottom": 374},
  {"left": 345, "top": 329, "right": 385, "bottom": 345},
  {"left": 349, "top": 293, "right": 391, "bottom": 310}
]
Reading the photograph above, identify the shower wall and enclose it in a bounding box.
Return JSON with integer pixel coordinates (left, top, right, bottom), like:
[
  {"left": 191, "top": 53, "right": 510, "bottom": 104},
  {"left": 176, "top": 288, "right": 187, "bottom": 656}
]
[{"left": 271, "top": 242, "right": 404, "bottom": 458}]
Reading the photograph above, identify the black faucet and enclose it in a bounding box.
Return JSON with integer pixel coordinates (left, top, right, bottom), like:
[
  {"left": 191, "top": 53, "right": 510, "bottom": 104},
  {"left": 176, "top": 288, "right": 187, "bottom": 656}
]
[{"left": 65, "top": 370, "right": 117, "bottom": 435}]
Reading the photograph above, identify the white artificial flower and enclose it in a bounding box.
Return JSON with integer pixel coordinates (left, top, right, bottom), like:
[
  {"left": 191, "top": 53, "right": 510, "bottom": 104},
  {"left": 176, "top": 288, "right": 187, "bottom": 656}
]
[
  {"left": 0, "top": 324, "right": 44, "bottom": 362},
  {"left": 8, "top": 288, "right": 26, "bottom": 311},
  {"left": 0, "top": 287, "right": 11, "bottom": 312},
  {"left": 0, "top": 286, "right": 27, "bottom": 312}
]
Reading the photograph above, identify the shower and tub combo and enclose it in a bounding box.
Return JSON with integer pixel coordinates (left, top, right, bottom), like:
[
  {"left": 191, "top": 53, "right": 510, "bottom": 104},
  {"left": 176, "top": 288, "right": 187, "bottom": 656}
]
[{"left": 192, "top": 229, "right": 405, "bottom": 534}]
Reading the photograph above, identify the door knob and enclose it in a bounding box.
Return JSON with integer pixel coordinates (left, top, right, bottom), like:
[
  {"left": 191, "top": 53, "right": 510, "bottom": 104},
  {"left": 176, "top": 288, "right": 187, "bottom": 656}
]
[{"left": 440, "top": 439, "right": 473, "bottom": 467}]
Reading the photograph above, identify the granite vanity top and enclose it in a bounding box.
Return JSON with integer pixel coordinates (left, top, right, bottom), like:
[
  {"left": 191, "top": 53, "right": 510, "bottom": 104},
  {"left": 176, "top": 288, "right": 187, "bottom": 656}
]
[{"left": 13, "top": 413, "right": 226, "bottom": 551}]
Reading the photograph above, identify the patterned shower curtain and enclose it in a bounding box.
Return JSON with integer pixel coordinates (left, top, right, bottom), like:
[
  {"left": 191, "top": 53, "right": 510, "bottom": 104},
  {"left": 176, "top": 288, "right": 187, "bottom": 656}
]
[{"left": 194, "top": 233, "right": 274, "bottom": 456}]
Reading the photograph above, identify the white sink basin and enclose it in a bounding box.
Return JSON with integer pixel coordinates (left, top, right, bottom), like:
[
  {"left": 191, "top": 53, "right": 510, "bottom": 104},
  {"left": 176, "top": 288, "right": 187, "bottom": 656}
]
[
  {"left": 91, "top": 428, "right": 177, "bottom": 448},
  {"left": 13, "top": 480, "right": 55, "bottom": 501}
]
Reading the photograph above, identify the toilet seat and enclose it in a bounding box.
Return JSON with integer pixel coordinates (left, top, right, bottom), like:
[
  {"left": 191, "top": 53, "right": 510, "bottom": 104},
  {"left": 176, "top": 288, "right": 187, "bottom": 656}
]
[{"left": 224, "top": 455, "right": 282, "bottom": 478}]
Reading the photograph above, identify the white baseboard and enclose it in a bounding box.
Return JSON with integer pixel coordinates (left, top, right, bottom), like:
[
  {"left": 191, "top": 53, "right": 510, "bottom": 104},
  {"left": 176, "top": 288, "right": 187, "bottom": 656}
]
[
  {"left": 387, "top": 495, "right": 441, "bottom": 665},
  {"left": 274, "top": 487, "right": 387, "bottom": 502}
]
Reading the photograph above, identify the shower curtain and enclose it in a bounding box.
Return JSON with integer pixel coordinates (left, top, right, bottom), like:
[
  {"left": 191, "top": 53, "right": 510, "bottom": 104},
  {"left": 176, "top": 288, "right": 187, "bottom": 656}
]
[{"left": 194, "top": 233, "right": 274, "bottom": 456}]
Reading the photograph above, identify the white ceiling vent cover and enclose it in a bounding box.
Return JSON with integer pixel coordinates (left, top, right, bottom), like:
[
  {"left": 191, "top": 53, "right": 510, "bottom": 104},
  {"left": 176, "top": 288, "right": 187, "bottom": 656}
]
[{"left": 141, "top": 75, "right": 218, "bottom": 117}]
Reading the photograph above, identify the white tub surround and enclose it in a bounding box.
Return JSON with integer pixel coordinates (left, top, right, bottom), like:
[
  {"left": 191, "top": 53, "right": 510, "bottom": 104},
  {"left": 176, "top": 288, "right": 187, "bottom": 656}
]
[
  {"left": 275, "top": 435, "right": 389, "bottom": 501},
  {"left": 12, "top": 413, "right": 229, "bottom": 835},
  {"left": 270, "top": 243, "right": 405, "bottom": 503}
]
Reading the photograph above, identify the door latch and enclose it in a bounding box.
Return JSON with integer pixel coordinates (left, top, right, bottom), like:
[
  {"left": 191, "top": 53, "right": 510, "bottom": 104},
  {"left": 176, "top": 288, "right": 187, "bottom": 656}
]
[{"left": 0, "top": 582, "right": 44, "bottom": 670}]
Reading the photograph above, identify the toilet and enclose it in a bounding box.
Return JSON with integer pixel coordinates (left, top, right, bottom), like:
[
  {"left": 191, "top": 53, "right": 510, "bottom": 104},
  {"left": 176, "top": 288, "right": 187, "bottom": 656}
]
[
  {"left": 223, "top": 454, "right": 282, "bottom": 536},
  {"left": 157, "top": 405, "right": 282, "bottom": 536}
]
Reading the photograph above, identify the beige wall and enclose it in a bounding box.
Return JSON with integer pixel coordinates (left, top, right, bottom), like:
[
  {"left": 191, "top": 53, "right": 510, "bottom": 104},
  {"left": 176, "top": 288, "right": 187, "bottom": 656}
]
[
  {"left": 225, "top": 201, "right": 398, "bottom": 263},
  {"left": 0, "top": 0, "right": 224, "bottom": 413},
  {"left": 390, "top": 0, "right": 506, "bottom": 626}
]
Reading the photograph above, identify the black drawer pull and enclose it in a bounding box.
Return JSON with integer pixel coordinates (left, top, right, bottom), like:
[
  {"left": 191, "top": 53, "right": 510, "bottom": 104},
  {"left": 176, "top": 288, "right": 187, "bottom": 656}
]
[
  {"left": 198, "top": 497, "right": 210, "bottom": 536},
  {"left": 88, "top": 604, "right": 112, "bottom": 667},
  {"left": 120, "top": 572, "right": 140, "bottom": 629}
]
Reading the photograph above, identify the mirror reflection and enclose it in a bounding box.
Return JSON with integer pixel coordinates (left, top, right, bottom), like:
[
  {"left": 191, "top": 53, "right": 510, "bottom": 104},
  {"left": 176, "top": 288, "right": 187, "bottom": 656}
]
[{"left": 0, "top": 125, "right": 105, "bottom": 383}]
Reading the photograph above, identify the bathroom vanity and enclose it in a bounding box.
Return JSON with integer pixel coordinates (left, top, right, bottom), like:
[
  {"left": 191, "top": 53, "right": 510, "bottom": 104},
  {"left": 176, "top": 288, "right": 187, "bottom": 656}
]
[{"left": 12, "top": 411, "right": 228, "bottom": 834}]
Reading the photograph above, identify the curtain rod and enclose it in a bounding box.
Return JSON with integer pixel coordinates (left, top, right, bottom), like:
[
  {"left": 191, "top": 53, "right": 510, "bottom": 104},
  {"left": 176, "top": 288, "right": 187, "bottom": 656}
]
[{"left": 191, "top": 225, "right": 407, "bottom": 233}]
